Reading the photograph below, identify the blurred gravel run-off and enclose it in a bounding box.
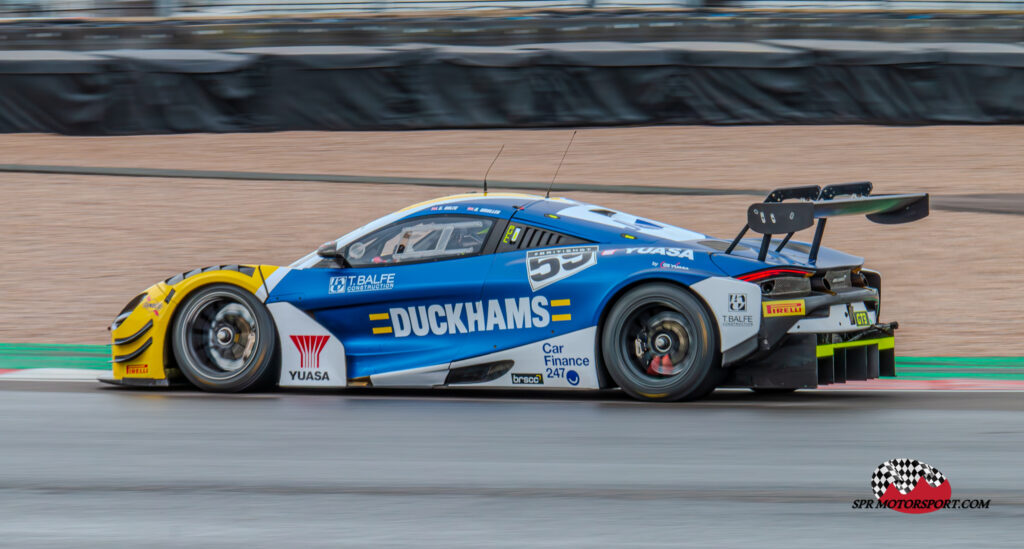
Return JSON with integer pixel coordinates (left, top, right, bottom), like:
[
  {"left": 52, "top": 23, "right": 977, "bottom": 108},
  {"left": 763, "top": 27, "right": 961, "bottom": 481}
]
[{"left": 0, "top": 127, "right": 1021, "bottom": 354}]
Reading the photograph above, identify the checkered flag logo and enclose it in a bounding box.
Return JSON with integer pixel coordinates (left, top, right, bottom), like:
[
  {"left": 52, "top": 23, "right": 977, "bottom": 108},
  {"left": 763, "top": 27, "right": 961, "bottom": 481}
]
[{"left": 871, "top": 459, "right": 947, "bottom": 500}]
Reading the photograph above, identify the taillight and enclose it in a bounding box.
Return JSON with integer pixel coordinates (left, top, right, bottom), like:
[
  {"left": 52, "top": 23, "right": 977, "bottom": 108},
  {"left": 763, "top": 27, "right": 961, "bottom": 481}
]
[
  {"left": 737, "top": 268, "right": 813, "bottom": 298},
  {"left": 736, "top": 268, "right": 814, "bottom": 282}
]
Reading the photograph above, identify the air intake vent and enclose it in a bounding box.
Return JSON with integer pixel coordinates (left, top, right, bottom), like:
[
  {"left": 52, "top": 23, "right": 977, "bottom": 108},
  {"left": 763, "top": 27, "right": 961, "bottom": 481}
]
[
  {"left": 445, "top": 361, "right": 515, "bottom": 385},
  {"left": 496, "top": 223, "right": 589, "bottom": 253},
  {"left": 515, "top": 227, "right": 564, "bottom": 250}
]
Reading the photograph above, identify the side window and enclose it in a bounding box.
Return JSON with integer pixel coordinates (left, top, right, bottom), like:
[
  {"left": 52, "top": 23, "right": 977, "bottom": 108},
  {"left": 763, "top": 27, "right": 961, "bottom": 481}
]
[
  {"left": 496, "top": 222, "right": 589, "bottom": 253},
  {"left": 344, "top": 216, "right": 495, "bottom": 267}
]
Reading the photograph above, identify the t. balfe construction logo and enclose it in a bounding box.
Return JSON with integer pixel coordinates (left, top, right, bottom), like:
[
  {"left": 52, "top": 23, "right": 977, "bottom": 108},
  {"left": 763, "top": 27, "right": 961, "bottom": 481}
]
[{"left": 851, "top": 458, "right": 990, "bottom": 513}]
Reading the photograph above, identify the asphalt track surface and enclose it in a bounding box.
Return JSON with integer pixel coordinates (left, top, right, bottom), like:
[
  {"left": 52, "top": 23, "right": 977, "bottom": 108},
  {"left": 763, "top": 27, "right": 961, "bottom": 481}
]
[{"left": 0, "top": 382, "right": 1021, "bottom": 548}]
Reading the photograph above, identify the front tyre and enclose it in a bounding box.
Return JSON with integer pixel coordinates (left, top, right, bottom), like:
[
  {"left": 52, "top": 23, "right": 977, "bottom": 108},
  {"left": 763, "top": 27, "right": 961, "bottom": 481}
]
[
  {"left": 601, "top": 283, "right": 720, "bottom": 402},
  {"left": 171, "top": 284, "right": 277, "bottom": 392}
]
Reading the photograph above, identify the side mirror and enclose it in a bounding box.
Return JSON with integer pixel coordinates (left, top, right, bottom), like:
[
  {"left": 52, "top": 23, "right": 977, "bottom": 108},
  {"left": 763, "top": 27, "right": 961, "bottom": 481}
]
[
  {"left": 316, "top": 242, "right": 352, "bottom": 268},
  {"left": 316, "top": 241, "right": 341, "bottom": 259}
]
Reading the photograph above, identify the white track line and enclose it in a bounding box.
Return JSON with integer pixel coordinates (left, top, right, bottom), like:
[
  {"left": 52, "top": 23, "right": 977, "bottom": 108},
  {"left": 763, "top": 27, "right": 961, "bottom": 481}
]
[{"left": 0, "top": 368, "right": 103, "bottom": 382}]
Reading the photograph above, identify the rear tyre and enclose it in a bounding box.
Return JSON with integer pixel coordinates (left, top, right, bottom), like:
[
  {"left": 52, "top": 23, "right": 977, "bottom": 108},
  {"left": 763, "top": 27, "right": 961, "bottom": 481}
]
[
  {"left": 171, "top": 284, "right": 277, "bottom": 392},
  {"left": 601, "top": 283, "right": 721, "bottom": 402}
]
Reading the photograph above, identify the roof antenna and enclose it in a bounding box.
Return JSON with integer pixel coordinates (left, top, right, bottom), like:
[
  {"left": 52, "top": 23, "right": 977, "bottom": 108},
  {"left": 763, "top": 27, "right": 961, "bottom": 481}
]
[
  {"left": 546, "top": 130, "right": 577, "bottom": 199},
  {"left": 483, "top": 144, "right": 504, "bottom": 196}
]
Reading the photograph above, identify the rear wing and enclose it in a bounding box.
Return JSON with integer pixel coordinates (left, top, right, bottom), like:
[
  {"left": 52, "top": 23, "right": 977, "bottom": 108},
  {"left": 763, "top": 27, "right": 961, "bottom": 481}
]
[{"left": 725, "top": 182, "right": 929, "bottom": 263}]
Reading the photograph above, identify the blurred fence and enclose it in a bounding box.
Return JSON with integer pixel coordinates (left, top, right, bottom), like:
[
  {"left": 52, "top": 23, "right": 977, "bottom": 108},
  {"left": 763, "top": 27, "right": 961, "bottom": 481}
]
[
  {"left": 3, "top": 41, "right": 1024, "bottom": 134},
  {"left": 2, "top": 0, "right": 1023, "bottom": 18}
]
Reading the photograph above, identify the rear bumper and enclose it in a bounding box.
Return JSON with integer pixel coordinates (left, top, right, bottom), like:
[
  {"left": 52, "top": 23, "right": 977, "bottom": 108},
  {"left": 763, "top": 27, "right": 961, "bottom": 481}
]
[
  {"left": 723, "top": 324, "right": 896, "bottom": 389},
  {"left": 816, "top": 332, "right": 895, "bottom": 385}
]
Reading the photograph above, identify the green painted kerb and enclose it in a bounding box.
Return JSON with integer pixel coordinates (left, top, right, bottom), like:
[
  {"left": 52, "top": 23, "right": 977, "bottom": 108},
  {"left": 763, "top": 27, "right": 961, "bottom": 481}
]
[
  {"left": 0, "top": 343, "right": 1022, "bottom": 379},
  {"left": 893, "top": 356, "right": 1024, "bottom": 380},
  {"left": 0, "top": 343, "right": 110, "bottom": 370}
]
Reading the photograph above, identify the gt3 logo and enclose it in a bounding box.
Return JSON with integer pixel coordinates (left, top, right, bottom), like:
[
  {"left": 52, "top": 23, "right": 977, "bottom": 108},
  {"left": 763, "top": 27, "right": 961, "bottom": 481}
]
[
  {"left": 526, "top": 246, "right": 598, "bottom": 291},
  {"left": 503, "top": 224, "right": 523, "bottom": 244}
]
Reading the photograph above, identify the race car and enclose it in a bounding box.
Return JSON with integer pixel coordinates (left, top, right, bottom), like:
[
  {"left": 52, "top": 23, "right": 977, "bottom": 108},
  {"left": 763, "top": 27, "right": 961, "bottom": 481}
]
[{"left": 106, "top": 182, "right": 928, "bottom": 401}]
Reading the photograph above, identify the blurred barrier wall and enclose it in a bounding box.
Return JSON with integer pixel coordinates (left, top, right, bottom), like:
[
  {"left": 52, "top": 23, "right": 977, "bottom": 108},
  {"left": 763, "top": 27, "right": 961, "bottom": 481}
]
[
  {"left": 4, "top": 12, "right": 1024, "bottom": 49},
  {"left": 4, "top": 0, "right": 1024, "bottom": 17},
  {"left": 3, "top": 41, "right": 1024, "bottom": 134}
]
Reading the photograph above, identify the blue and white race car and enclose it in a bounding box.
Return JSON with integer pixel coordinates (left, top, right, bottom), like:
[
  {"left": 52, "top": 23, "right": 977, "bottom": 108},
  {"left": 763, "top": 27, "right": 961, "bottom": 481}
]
[{"left": 107, "top": 183, "right": 928, "bottom": 401}]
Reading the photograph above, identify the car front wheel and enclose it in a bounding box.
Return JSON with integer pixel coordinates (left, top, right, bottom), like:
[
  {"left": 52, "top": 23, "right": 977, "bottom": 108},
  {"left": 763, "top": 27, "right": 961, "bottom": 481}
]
[{"left": 171, "top": 284, "right": 277, "bottom": 392}]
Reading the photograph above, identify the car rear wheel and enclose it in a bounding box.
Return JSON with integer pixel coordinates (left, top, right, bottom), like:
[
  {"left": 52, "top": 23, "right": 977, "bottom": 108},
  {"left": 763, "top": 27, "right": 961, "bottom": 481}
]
[
  {"left": 601, "top": 283, "right": 721, "bottom": 402},
  {"left": 171, "top": 284, "right": 277, "bottom": 392}
]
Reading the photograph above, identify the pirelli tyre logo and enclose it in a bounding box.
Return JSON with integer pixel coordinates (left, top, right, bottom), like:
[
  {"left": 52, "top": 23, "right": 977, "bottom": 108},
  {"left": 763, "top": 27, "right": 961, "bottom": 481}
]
[
  {"left": 369, "top": 296, "right": 572, "bottom": 337},
  {"left": 125, "top": 364, "right": 148, "bottom": 375},
  {"left": 526, "top": 246, "right": 598, "bottom": 291},
  {"left": 763, "top": 299, "right": 806, "bottom": 317}
]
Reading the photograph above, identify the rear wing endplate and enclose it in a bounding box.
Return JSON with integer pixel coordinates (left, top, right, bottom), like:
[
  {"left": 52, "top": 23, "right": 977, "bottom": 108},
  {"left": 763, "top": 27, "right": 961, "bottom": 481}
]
[{"left": 726, "top": 182, "right": 929, "bottom": 263}]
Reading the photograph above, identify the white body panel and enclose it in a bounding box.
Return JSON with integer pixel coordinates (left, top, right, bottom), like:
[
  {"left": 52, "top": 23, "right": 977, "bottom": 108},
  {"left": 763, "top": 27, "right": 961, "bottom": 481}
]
[
  {"left": 370, "top": 364, "right": 449, "bottom": 387},
  {"left": 556, "top": 205, "right": 706, "bottom": 242},
  {"left": 690, "top": 277, "right": 762, "bottom": 352},
  {"left": 449, "top": 327, "right": 600, "bottom": 389},
  {"left": 268, "top": 302, "right": 347, "bottom": 388},
  {"left": 788, "top": 303, "right": 877, "bottom": 334}
]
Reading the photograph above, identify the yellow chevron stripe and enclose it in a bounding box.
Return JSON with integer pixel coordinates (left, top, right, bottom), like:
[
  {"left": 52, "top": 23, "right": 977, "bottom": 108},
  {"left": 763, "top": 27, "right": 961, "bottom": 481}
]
[
  {"left": 368, "top": 313, "right": 390, "bottom": 321},
  {"left": 552, "top": 314, "right": 572, "bottom": 322},
  {"left": 551, "top": 299, "right": 571, "bottom": 307},
  {"left": 372, "top": 326, "right": 393, "bottom": 335}
]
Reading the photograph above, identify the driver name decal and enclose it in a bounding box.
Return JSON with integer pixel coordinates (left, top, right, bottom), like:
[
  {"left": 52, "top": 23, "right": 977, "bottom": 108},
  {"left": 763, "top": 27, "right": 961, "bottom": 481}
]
[{"left": 526, "top": 245, "right": 598, "bottom": 291}]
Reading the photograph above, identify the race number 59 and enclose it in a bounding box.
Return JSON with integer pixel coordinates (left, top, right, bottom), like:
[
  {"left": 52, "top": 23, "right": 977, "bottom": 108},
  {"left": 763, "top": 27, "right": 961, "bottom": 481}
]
[{"left": 526, "top": 246, "right": 599, "bottom": 291}]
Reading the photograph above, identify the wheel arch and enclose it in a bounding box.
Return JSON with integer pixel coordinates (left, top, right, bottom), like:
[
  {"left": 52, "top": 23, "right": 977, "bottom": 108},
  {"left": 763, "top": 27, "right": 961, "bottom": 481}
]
[
  {"left": 592, "top": 274, "right": 723, "bottom": 389},
  {"left": 162, "top": 278, "right": 263, "bottom": 382},
  {"left": 110, "top": 266, "right": 278, "bottom": 385},
  {"left": 168, "top": 280, "right": 280, "bottom": 392}
]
